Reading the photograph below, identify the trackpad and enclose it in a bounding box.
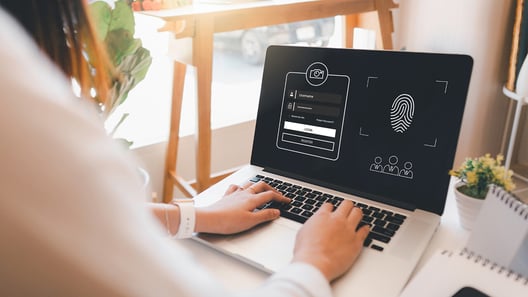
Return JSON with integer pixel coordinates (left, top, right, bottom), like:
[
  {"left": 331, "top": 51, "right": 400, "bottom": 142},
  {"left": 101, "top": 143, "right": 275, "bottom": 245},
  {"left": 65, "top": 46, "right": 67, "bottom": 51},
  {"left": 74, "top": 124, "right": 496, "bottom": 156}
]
[{"left": 226, "top": 222, "right": 296, "bottom": 272}]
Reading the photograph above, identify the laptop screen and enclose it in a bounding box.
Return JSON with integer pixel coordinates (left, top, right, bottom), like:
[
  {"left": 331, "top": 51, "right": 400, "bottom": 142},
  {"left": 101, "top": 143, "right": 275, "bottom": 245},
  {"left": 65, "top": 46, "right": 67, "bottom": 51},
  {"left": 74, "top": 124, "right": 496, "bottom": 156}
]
[{"left": 251, "top": 46, "right": 473, "bottom": 215}]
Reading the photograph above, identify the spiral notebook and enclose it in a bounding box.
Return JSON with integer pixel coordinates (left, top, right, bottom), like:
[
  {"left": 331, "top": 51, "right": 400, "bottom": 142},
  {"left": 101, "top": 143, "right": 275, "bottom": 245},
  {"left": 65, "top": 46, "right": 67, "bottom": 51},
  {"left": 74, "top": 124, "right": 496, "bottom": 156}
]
[
  {"left": 466, "top": 185, "right": 528, "bottom": 277},
  {"left": 399, "top": 249, "right": 528, "bottom": 297}
]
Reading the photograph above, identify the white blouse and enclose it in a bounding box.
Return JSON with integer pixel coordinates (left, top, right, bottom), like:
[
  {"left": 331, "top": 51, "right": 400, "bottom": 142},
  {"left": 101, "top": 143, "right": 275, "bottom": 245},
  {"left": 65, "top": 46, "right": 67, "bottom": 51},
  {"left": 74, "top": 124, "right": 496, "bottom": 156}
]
[{"left": 0, "top": 8, "right": 332, "bottom": 297}]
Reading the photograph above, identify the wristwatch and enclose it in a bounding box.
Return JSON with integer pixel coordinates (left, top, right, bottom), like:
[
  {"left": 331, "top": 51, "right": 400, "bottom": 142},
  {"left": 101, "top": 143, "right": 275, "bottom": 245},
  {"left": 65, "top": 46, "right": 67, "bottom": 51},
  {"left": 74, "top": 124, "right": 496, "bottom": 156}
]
[{"left": 171, "top": 198, "right": 196, "bottom": 239}]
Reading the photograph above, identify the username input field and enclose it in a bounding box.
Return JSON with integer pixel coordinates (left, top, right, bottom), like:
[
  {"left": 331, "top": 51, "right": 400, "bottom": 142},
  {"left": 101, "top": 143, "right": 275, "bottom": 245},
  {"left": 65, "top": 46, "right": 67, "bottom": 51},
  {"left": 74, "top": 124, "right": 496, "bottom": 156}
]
[{"left": 289, "top": 90, "right": 343, "bottom": 104}]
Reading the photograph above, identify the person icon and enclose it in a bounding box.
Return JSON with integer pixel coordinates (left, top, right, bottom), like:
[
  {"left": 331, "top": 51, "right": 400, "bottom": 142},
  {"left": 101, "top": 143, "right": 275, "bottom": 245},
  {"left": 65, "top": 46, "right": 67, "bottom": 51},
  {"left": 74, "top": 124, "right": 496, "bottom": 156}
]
[
  {"left": 399, "top": 161, "right": 414, "bottom": 179},
  {"left": 369, "top": 156, "right": 383, "bottom": 172},
  {"left": 383, "top": 155, "right": 400, "bottom": 175}
]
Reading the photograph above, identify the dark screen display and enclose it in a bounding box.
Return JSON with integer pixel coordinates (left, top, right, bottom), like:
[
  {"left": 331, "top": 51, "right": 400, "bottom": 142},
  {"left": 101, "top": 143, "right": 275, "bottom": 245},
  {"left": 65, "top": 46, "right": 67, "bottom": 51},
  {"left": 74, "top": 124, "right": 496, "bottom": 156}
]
[{"left": 252, "top": 46, "right": 473, "bottom": 215}]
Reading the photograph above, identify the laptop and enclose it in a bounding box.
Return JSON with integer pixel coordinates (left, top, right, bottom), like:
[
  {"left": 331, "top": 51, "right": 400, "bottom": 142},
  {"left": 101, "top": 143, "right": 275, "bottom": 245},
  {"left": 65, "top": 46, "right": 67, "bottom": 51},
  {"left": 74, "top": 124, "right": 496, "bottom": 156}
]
[{"left": 192, "top": 45, "right": 473, "bottom": 297}]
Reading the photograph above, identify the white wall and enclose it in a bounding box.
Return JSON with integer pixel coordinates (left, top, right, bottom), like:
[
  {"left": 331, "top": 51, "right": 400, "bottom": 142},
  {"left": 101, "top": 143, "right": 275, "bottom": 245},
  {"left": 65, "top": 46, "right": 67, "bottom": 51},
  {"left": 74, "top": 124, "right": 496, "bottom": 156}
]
[
  {"left": 395, "top": 0, "right": 515, "bottom": 166},
  {"left": 132, "top": 121, "right": 255, "bottom": 199}
]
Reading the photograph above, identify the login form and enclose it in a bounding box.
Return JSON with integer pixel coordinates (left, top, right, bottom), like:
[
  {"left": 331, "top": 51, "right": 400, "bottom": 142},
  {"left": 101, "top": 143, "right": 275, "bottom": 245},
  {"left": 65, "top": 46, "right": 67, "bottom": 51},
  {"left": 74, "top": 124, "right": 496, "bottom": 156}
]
[{"left": 276, "top": 62, "right": 350, "bottom": 160}]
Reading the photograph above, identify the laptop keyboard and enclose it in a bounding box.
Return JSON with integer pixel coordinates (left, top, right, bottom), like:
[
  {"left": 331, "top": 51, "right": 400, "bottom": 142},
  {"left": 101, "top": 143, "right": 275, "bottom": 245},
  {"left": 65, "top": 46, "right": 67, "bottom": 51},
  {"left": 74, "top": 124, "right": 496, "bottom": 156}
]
[{"left": 250, "top": 175, "right": 407, "bottom": 252}]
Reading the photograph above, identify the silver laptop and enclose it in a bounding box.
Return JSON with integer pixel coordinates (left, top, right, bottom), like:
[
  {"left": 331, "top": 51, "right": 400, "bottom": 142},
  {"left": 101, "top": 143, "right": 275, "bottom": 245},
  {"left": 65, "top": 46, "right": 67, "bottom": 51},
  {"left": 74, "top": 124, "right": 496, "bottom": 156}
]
[{"left": 192, "top": 45, "right": 473, "bottom": 297}]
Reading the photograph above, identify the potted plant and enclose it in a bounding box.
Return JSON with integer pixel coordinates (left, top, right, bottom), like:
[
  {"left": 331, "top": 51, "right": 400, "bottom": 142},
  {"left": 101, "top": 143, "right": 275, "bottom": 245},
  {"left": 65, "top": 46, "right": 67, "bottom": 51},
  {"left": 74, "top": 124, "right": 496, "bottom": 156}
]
[
  {"left": 449, "top": 153, "right": 516, "bottom": 230},
  {"left": 88, "top": 0, "right": 152, "bottom": 147},
  {"left": 88, "top": 0, "right": 153, "bottom": 190}
]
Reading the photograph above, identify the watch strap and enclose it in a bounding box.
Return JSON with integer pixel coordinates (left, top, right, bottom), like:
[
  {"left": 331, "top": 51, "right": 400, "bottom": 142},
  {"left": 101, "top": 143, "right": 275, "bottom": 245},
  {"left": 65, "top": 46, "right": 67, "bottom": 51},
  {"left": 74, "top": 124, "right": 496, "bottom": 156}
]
[{"left": 172, "top": 198, "right": 195, "bottom": 239}]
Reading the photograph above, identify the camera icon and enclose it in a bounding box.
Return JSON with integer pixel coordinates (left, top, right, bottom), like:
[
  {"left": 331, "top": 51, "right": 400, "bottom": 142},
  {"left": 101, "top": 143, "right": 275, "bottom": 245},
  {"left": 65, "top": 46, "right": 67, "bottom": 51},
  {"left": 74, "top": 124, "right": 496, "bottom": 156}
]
[
  {"left": 305, "top": 62, "right": 328, "bottom": 86},
  {"left": 309, "top": 68, "right": 325, "bottom": 79}
]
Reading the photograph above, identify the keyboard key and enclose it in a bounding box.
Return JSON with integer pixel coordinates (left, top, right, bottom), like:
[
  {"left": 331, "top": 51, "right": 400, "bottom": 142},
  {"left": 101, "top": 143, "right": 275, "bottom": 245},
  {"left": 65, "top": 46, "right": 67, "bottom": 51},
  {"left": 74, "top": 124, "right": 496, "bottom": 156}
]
[
  {"left": 284, "top": 193, "right": 295, "bottom": 199},
  {"left": 386, "top": 216, "right": 404, "bottom": 225},
  {"left": 316, "top": 195, "right": 327, "bottom": 201},
  {"left": 362, "top": 209, "right": 373, "bottom": 216},
  {"left": 291, "top": 201, "right": 302, "bottom": 207},
  {"left": 381, "top": 210, "right": 393, "bottom": 216},
  {"left": 285, "top": 187, "right": 297, "bottom": 193},
  {"left": 281, "top": 210, "right": 307, "bottom": 224},
  {"left": 294, "top": 196, "right": 306, "bottom": 202},
  {"left": 305, "top": 199, "right": 316, "bottom": 205},
  {"left": 363, "top": 237, "right": 372, "bottom": 247},
  {"left": 386, "top": 223, "right": 400, "bottom": 231},
  {"left": 291, "top": 207, "right": 303, "bottom": 214},
  {"left": 302, "top": 204, "right": 314, "bottom": 211},
  {"left": 373, "top": 219, "right": 386, "bottom": 227},
  {"left": 297, "top": 190, "right": 308, "bottom": 196},
  {"left": 368, "top": 232, "right": 391, "bottom": 243},
  {"left": 362, "top": 216, "right": 374, "bottom": 223},
  {"left": 371, "top": 244, "right": 384, "bottom": 251},
  {"left": 306, "top": 193, "right": 317, "bottom": 199},
  {"left": 372, "top": 226, "right": 395, "bottom": 237},
  {"left": 250, "top": 176, "right": 262, "bottom": 183},
  {"left": 302, "top": 210, "right": 314, "bottom": 217},
  {"left": 285, "top": 193, "right": 296, "bottom": 199},
  {"left": 372, "top": 212, "right": 385, "bottom": 219},
  {"left": 394, "top": 213, "right": 407, "bottom": 220}
]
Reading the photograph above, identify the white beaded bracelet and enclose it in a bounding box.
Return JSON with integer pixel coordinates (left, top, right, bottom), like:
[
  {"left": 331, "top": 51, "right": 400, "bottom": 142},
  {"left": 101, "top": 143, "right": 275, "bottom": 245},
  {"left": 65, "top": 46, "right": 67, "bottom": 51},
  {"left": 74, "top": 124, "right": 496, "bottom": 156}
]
[{"left": 171, "top": 198, "right": 196, "bottom": 239}]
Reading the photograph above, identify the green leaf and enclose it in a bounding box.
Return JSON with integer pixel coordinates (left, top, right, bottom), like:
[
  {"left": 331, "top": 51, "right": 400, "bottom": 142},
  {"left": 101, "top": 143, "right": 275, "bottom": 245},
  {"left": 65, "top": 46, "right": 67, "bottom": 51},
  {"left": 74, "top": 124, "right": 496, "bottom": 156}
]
[
  {"left": 108, "top": 0, "right": 135, "bottom": 34},
  {"left": 88, "top": 0, "right": 152, "bottom": 147},
  {"left": 111, "top": 47, "right": 152, "bottom": 108},
  {"left": 105, "top": 29, "right": 139, "bottom": 65},
  {"left": 89, "top": 1, "right": 112, "bottom": 40}
]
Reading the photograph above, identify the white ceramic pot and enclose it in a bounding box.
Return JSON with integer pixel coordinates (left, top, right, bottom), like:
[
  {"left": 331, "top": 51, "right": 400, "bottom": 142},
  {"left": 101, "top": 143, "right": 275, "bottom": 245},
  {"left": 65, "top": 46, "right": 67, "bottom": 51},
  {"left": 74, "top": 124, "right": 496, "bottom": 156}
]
[{"left": 453, "top": 182, "right": 484, "bottom": 231}]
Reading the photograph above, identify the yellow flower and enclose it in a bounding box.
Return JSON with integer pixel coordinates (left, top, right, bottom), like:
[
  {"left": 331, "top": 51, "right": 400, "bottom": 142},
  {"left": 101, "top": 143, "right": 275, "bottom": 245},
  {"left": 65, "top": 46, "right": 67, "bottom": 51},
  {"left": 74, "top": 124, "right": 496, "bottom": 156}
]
[
  {"left": 450, "top": 153, "right": 516, "bottom": 198},
  {"left": 466, "top": 171, "right": 477, "bottom": 184},
  {"left": 493, "top": 167, "right": 505, "bottom": 182},
  {"left": 481, "top": 154, "right": 494, "bottom": 168},
  {"left": 504, "top": 179, "right": 516, "bottom": 192}
]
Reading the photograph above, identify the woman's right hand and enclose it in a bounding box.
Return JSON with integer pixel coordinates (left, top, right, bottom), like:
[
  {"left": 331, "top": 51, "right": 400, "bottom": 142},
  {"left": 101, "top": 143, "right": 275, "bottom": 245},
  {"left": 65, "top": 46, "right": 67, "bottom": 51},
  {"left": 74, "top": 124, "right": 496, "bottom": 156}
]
[{"left": 292, "top": 200, "right": 370, "bottom": 281}]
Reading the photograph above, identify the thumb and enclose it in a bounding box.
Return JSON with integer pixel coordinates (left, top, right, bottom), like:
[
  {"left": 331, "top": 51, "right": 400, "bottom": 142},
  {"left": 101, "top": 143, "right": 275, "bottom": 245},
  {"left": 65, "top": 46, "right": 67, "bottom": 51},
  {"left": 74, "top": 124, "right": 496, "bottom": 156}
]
[
  {"left": 357, "top": 224, "right": 370, "bottom": 240},
  {"left": 252, "top": 208, "right": 281, "bottom": 224},
  {"left": 224, "top": 184, "right": 239, "bottom": 195}
]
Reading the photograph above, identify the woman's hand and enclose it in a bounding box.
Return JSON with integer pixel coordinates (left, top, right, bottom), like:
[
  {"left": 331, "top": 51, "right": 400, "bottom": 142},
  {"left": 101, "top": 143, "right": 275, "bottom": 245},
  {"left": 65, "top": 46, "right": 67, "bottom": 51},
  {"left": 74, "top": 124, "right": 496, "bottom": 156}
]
[
  {"left": 292, "top": 200, "right": 370, "bottom": 282},
  {"left": 195, "top": 181, "right": 291, "bottom": 234}
]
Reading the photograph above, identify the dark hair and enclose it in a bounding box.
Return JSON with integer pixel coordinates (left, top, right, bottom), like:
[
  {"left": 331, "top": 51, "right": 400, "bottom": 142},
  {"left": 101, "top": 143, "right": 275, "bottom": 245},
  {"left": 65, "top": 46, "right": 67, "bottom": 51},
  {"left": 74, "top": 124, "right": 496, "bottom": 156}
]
[{"left": 0, "top": 0, "right": 116, "bottom": 110}]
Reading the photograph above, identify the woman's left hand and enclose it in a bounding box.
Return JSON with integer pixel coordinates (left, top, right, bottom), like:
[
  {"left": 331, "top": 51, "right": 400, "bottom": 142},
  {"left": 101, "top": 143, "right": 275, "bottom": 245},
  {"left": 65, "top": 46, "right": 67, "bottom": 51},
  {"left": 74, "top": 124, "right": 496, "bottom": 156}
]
[{"left": 195, "top": 181, "right": 290, "bottom": 234}]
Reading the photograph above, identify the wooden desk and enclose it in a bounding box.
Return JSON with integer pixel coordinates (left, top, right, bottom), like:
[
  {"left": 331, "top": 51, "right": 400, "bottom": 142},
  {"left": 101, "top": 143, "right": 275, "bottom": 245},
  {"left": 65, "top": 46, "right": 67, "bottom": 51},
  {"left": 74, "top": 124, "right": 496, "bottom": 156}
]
[{"left": 143, "top": 0, "right": 398, "bottom": 202}]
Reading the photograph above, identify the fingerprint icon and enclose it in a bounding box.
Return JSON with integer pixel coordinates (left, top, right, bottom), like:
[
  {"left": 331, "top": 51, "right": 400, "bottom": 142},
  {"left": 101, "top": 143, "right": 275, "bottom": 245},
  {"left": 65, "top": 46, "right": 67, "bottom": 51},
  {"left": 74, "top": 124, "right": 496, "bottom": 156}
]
[{"left": 390, "top": 94, "right": 415, "bottom": 133}]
